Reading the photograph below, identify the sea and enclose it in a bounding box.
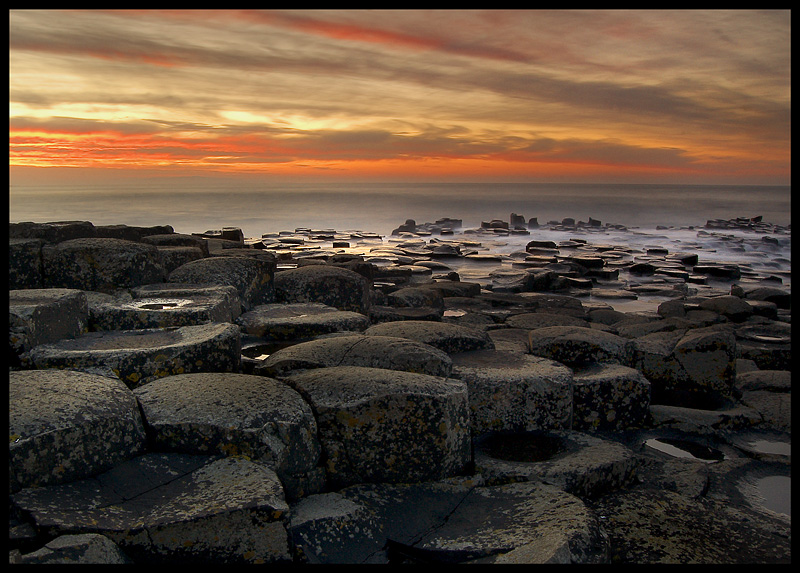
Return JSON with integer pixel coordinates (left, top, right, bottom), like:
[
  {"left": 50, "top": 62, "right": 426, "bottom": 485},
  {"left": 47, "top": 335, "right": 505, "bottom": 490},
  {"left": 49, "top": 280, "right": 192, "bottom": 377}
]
[{"left": 8, "top": 182, "right": 791, "bottom": 240}]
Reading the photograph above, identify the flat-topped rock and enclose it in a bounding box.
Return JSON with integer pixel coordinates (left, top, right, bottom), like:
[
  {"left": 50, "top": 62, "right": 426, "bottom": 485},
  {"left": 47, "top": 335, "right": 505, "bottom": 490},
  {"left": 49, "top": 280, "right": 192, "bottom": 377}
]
[
  {"left": 133, "top": 373, "right": 323, "bottom": 501},
  {"left": 42, "top": 238, "right": 166, "bottom": 292},
  {"left": 274, "top": 264, "right": 371, "bottom": 313},
  {"left": 236, "top": 302, "right": 369, "bottom": 341},
  {"left": 9, "top": 369, "right": 146, "bottom": 492},
  {"left": 14, "top": 533, "right": 132, "bottom": 564},
  {"left": 11, "top": 453, "right": 292, "bottom": 564},
  {"left": 571, "top": 363, "right": 651, "bottom": 432},
  {"left": 450, "top": 350, "right": 573, "bottom": 434},
  {"left": 473, "top": 430, "right": 640, "bottom": 498},
  {"left": 506, "top": 311, "right": 589, "bottom": 329},
  {"left": 91, "top": 292, "right": 236, "bottom": 331},
  {"left": 27, "top": 322, "right": 241, "bottom": 389},
  {"left": 364, "top": 320, "right": 495, "bottom": 354},
  {"left": 284, "top": 366, "right": 470, "bottom": 489},
  {"left": 527, "top": 325, "right": 634, "bottom": 367},
  {"left": 132, "top": 283, "right": 242, "bottom": 319},
  {"left": 168, "top": 255, "right": 276, "bottom": 311},
  {"left": 9, "top": 288, "right": 88, "bottom": 365},
  {"left": 9, "top": 237, "right": 44, "bottom": 289},
  {"left": 258, "top": 334, "right": 452, "bottom": 378}
]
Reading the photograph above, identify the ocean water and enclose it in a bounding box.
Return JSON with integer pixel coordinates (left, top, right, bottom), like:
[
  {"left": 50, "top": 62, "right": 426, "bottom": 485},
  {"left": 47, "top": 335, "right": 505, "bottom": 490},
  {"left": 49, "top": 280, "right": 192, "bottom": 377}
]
[{"left": 9, "top": 182, "right": 791, "bottom": 239}]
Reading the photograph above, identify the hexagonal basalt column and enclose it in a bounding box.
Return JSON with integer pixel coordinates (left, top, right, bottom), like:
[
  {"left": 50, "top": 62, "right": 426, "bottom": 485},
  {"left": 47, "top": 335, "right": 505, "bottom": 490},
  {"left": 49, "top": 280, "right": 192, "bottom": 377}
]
[
  {"left": 134, "top": 373, "right": 324, "bottom": 501},
  {"left": 571, "top": 363, "right": 651, "bottom": 432},
  {"left": 27, "top": 322, "right": 241, "bottom": 388},
  {"left": 9, "top": 369, "right": 146, "bottom": 492},
  {"left": 236, "top": 302, "right": 370, "bottom": 341},
  {"left": 42, "top": 238, "right": 165, "bottom": 292},
  {"left": 285, "top": 366, "right": 471, "bottom": 489},
  {"left": 450, "top": 350, "right": 573, "bottom": 434}
]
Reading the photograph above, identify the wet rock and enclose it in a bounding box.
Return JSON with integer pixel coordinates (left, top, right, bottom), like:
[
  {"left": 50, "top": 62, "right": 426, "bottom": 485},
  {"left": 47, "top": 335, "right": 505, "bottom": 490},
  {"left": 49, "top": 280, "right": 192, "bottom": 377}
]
[
  {"left": 744, "top": 286, "right": 791, "bottom": 309},
  {"left": 284, "top": 366, "right": 471, "bottom": 489},
  {"left": 132, "top": 283, "right": 242, "bottom": 319},
  {"left": 649, "top": 403, "right": 762, "bottom": 435},
  {"left": 27, "top": 322, "right": 241, "bottom": 389},
  {"left": 258, "top": 334, "right": 452, "bottom": 378},
  {"left": 236, "top": 302, "right": 369, "bottom": 341},
  {"left": 364, "top": 320, "right": 495, "bottom": 354},
  {"left": 474, "top": 430, "right": 640, "bottom": 498},
  {"left": 42, "top": 238, "right": 166, "bottom": 293},
  {"left": 528, "top": 326, "right": 634, "bottom": 367},
  {"left": 9, "top": 238, "right": 44, "bottom": 289},
  {"left": 9, "top": 288, "right": 88, "bottom": 365},
  {"left": 169, "top": 255, "right": 275, "bottom": 311},
  {"left": 506, "top": 311, "right": 589, "bottom": 329},
  {"left": 421, "top": 280, "right": 482, "bottom": 298},
  {"left": 11, "top": 453, "right": 292, "bottom": 564},
  {"left": 134, "top": 373, "right": 323, "bottom": 501},
  {"left": 14, "top": 533, "right": 132, "bottom": 564},
  {"left": 571, "top": 363, "right": 651, "bottom": 432},
  {"left": 451, "top": 350, "right": 573, "bottom": 434},
  {"left": 274, "top": 264, "right": 371, "bottom": 313},
  {"left": 9, "top": 369, "right": 146, "bottom": 492}
]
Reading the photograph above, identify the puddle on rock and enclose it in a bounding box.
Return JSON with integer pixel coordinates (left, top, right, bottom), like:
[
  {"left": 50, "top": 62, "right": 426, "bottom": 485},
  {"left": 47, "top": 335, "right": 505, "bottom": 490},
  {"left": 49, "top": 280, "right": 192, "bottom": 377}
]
[
  {"left": 483, "top": 432, "right": 565, "bottom": 463},
  {"left": 241, "top": 342, "right": 297, "bottom": 361},
  {"left": 644, "top": 437, "right": 726, "bottom": 463},
  {"left": 754, "top": 476, "right": 791, "bottom": 517}
]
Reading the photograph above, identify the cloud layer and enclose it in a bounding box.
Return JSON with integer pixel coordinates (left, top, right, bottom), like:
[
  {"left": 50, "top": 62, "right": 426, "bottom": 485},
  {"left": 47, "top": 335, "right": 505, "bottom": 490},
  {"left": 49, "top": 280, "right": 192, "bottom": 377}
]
[{"left": 9, "top": 9, "right": 791, "bottom": 184}]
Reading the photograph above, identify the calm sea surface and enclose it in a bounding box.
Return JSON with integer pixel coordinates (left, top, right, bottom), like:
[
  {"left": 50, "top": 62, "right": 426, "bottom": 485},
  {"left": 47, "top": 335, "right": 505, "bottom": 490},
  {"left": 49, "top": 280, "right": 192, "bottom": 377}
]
[{"left": 9, "top": 182, "right": 791, "bottom": 239}]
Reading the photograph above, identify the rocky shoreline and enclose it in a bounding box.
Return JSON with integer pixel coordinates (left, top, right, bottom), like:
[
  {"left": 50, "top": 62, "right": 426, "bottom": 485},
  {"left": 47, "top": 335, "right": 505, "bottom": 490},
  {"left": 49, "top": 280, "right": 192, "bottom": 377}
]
[{"left": 9, "top": 216, "right": 791, "bottom": 564}]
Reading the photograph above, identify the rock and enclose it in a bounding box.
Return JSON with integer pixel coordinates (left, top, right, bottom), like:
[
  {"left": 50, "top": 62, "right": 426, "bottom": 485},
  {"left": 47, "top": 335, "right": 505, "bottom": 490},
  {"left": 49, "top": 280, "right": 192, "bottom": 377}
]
[
  {"left": 590, "top": 488, "right": 790, "bottom": 563},
  {"left": 274, "top": 264, "right": 371, "bottom": 313},
  {"left": 450, "top": 350, "right": 573, "bottom": 434},
  {"left": 421, "top": 280, "right": 482, "bottom": 298},
  {"left": 27, "top": 322, "right": 242, "bottom": 389},
  {"left": 284, "top": 366, "right": 471, "bottom": 489},
  {"left": 9, "top": 289, "right": 88, "bottom": 365},
  {"left": 258, "top": 334, "right": 452, "bottom": 378},
  {"left": 236, "top": 302, "right": 369, "bottom": 341},
  {"left": 94, "top": 223, "right": 174, "bottom": 241},
  {"left": 168, "top": 255, "right": 276, "bottom": 311},
  {"left": 527, "top": 217, "right": 539, "bottom": 228},
  {"left": 154, "top": 246, "right": 206, "bottom": 274},
  {"left": 133, "top": 373, "right": 323, "bottom": 500},
  {"left": 9, "top": 220, "right": 96, "bottom": 243},
  {"left": 526, "top": 239, "right": 558, "bottom": 250},
  {"left": 364, "top": 320, "right": 495, "bottom": 354},
  {"left": 131, "top": 283, "right": 242, "bottom": 320},
  {"left": 649, "top": 404, "right": 762, "bottom": 435},
  {"left": 506, "top": 311, "right": 589, "bottom": 329},
  {"left": 414, "top": 481, "right": 607, "bottom": 563},
  {"left": 9, "top": 369, "right": 146, "bottom": 492},
  {"left": 142, "top": 232, "right": 210, "bottom": 256},
  {"left": 387, "top": 285, "right": 445, "bottom": 310},
  {"left": 42, "top": 238, "right": 166, "bottom": 293},
  {"left": 669, "top": 325, "right": 737, "bottom": 407},
  {"left": 474, "top": 430, "right": 640, "bottom": 498},
  {"left": 527, "top": 326, "right": 634, "bottom": 367},
  {"left": 90, "top": 290, "right": 238, "bottom": 331},
  {"left": 9, "top": 238, "right": 44, "bottom": 289},
  {"left": 11, "top": 453, "right": 292, "bottom": 564},
  {"left": 571, "top": 363, "right": 651, "bottom": 432},
  {"left": 15, "top": 534, "right": 132, "bottom": 564},
  {"left": 692, "top": 264, "right": 741, "bottom": 280},
  {"left": 698, "top": 295, "right": 754, "bottom": 322},
  {"left": 744, "top": 286, "right": 791, "bottom": 309}
]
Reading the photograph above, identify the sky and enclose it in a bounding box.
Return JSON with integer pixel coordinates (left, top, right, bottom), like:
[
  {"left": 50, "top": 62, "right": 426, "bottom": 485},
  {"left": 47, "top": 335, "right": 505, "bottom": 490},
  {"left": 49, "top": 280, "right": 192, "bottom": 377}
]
[{"left": 9, "top": 9, "right": 792, "bottom": 187}]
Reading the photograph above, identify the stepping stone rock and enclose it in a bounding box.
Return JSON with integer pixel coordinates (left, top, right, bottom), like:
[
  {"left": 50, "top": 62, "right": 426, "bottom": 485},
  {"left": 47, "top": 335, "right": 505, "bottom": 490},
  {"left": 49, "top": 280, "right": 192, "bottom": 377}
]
[
  {"left": 528, "top": 326, "right": 634, "bottom": 367},
  {"left": 258, "top": 334, "right": 452, "bottom": 378},
  {"left": 450, "top": 350, "right": 573, "bottom": 434},
  {"left": 9, "top": 369, "right": 146, "bottom": 492},
  {"left": 506, "top": 312, "right": 589, "bottom": 329},
  {"left": 571, "top": 363, "right": 651, "bottom": 432},
  {"left": 169, "top": 255, "right": 276, "bottom": 311},
  {"left": 142, "top": 232, "right": 210, "bottom": 256},
  {"left": 236, "top": 302, "right": 369, "bottom": 341},
  {"left": 134, "top": 373, "right": 323, "bottom": 501},
  {"left": 274, "top": 264, "right": 371, "bottom": 313},
  {"left": 42, "top": 238, "right": 165, "bottom": 292},
  {"left": 9, "top": 289, "right": 88, "bottom": 365},
  {"left": 414, "top": 481, "right": 608, "bottom": 563},
  {"left": 14, "top": 533, "right": 131, "bottom": 564},
  {"left": 473, "top": 430, "right": 640, "bottom": 498},
  {"left": 27, "top": 323, "right": 241, "bottom": 389},
  {"left": 364, "top": 320, "right": 495, "bottom": 354},
  {"left": 91, "top": 291, "right": 237, "bottom": 331},
  {"left": 9, "top": 238, "right": 44, "bottom": 289},
  {"left": 10, "top": 220, "right": 97, "bottom": 243},
  {"left": 11, "top": 453, "right": 292, "bottom": 564},
  {"left": 285, "top": 366, "right": 471, "bottom": 489},
  {"left": 698, "top": 295, "right": 754, "bottom": 322}
]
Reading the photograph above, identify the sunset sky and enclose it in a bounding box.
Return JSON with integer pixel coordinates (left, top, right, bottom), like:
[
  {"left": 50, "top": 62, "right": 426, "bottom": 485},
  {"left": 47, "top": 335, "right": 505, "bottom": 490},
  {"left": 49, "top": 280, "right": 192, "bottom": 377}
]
[{"left": 9, "top": 9, "right": 791, "bottom": 186}]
